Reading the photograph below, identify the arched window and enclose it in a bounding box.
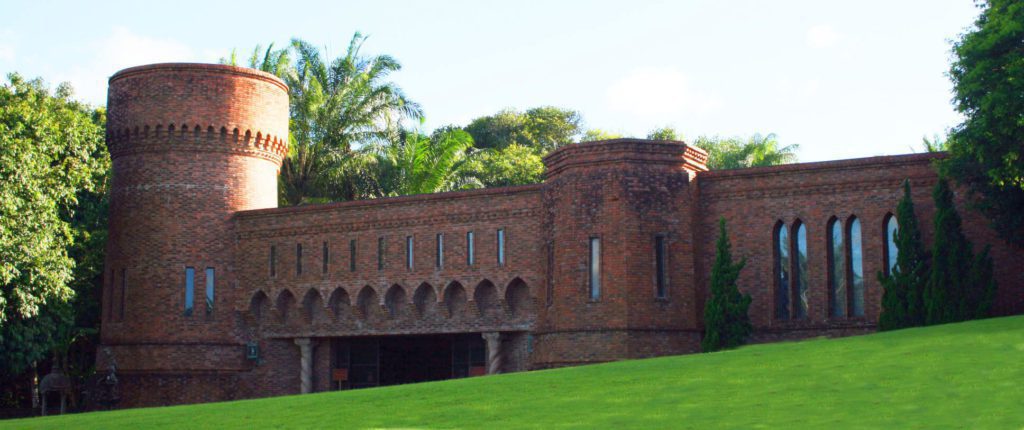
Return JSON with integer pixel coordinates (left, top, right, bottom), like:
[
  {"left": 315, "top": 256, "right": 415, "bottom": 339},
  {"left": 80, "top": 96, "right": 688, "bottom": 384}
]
[
  {"left": 847, "top": 217, "right": 864, "bottom": 317},
  {"left": 883, "top": 214, "right": 898, "bottom": 277},
  {"left": 774, "top": 222, "right": 790, "bottom": 319},
  {"left": 792, "top": 222, "right": 808, "bottom": 319},
  {"left": 827, "top": 218, "right": 846, "bottom": 317}
]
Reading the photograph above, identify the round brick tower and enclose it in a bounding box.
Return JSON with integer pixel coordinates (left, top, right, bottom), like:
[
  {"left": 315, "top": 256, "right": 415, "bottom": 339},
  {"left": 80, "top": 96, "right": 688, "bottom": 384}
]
[{"left": 100, "top": 63, "right": 288, "bottom": 405}]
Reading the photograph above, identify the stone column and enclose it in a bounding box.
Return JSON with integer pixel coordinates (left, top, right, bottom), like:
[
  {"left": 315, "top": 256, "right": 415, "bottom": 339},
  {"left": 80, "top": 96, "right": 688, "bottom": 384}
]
[
  {"left": 294, "top": 338, "right": 314, "bottom": 394},
  {"left": 482, "top": 332, "right": 504, "bottom": 375}
]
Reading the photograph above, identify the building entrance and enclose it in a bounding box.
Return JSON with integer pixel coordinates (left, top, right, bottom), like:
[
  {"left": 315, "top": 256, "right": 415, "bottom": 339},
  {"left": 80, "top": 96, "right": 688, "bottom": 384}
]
[{"left": 330, "top": 333, "right": 486, "bottom": 389}]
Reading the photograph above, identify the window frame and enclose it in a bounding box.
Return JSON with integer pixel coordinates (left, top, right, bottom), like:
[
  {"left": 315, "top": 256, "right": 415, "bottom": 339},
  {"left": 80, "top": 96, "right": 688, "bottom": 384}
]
[
  {"left": 588, "top": 236, "right": 602, "bottom": 301},
  {"left": 184, "top": 267, "right": 195, "bottom": 317}
]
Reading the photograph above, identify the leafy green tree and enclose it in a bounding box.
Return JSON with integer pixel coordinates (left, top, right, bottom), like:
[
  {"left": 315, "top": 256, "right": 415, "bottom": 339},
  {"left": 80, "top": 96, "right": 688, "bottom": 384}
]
[
  {"left": 693, "top": 133, "right": 799, "bottom": 170},
  {"left": 460, "top": 143, "right": 545, "bottom": 187},
  {"left": 646, "top": 126, "right": 680, "bottom": 141},
  {"left": 356, "top": 125, "right": 479, "bottom": 198},
  {"left": 464, "top": 106, "right": 582, "bottom": 152},
  {"left": 228, "top": 33, "right": 423, "bottom": 205},
  {"left": 0, "top": 75, "right": 108, "bottom": 401},
  {"left": 702, "top": 218, "right": 752, "bottom": 352},
  {"left": 878, "top": 181, "right": 929, "bottom": 330},
  {"left": 946, "top": 0, "right": 1024, "bottom": 247},
  {"left": 581, "top": 129, "right": 625, "bottom": 141},
  {"left": 0, "top": 74, "right": 107, "bottom": 323}
]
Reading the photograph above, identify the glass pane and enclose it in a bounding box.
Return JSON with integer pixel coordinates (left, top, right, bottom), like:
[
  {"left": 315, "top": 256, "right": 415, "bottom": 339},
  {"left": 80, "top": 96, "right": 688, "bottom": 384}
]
[
  {"left": 589, "top": 238, "right": 601, "bottom": 300},
  {"left": 184, "top": 267, "right": 194, "bottom": 316},
  {"left": 437, "top": 233, "right": 444, "bottom": 268},
  {"left": 850, "top": 218, "right": 864, "bottom": 317},
  {"left": 795, "top": 224, "right": 808, "bottom": 319},
  {"left": 406, "top": 236, "right": 414, "bottom": 269},
  {"left": 350, "top": 239, "right": 357, "bottom": 272},
  {"left": 886, "top": 217, "right": 899, "bottom": 276},
  {"left": 830, "top": 221, "right": 846, "bottom": 317},
  {"left": 296, "top": 243, "right": 302, "bottom": 275},
  {"left": 497, "top": 229, "right": 505, "bottom": 266},
  {"left": 205, "top": 268, "right": 214, "bottom": 313},
  {"left": 775, "top": 225, "right": 790, "bottom": 319},
  {"left": 467, "top": 232, "right": 475, "bottom": 266}
]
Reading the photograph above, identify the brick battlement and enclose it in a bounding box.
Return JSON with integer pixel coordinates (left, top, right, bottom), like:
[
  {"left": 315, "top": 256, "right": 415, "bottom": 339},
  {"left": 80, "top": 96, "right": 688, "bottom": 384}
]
[
  {"left": 107, "top": 123, "right": 288, "bottom": 163},
  {"left": 544, "top": 139, "right": 708, "bottom": 179}
]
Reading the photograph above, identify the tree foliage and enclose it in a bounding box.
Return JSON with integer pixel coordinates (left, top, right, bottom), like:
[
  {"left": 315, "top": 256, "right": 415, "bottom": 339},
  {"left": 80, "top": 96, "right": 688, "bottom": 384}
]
[
  {"left": 354, "top": 125, "right": 480, "bottom": 198},
  {"left": 464, "top": 107, "right": 582, "bottom": 153},
  {"left": 693, "top": 133, "right": 798, "bottom": 170},
  {"left": 0, "top": 74, "right": 108, "bottom": 323},
  {"left": 460, "top": 143, "right": 545, "bottom": 187},
  {"left": 924, "top": 178, "right": 995, "bottom": 325},
  {"left": 877, "top": 181, "right": 929, "bottom": 331},
  {"left": 702, "top": 218, "right": 752, "bottom": 352},
  {"left": 946, "top": 0, "right": 1024, "bottom": 247},
  {"left": 646, "top": 126, "right": 680, "bottom": 141}
]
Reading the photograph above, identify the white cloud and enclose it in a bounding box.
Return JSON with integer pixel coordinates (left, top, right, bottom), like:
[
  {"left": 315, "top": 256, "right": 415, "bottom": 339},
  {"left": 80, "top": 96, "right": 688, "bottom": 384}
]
[
  {"left": 806, "top": 25, "right": 840, "bottom": 49},
  {"left": 605, "top": 67, "right": 722, "bottom": 120},
  {"left": 58, "top": 27, "right": 197, "bottom": 104}
]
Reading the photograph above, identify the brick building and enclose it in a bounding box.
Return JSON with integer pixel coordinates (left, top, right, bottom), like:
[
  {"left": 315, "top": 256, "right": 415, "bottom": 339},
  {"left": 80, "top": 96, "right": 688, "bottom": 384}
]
[{"left": 98, "top": 63, "right": 1023, "bottom": 407}]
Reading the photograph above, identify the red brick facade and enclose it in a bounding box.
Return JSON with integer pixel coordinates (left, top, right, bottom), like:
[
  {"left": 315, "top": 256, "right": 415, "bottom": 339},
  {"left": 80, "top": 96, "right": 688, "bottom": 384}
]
[{"left": 99, "top": 63, "right": 1023, "bottom": 408}]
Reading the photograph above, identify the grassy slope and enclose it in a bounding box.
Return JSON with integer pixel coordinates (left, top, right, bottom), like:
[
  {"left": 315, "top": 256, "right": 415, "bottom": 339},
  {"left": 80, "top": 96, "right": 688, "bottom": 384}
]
[{"left": 6, "top": 316, "right": 1024, "bottom": 429}]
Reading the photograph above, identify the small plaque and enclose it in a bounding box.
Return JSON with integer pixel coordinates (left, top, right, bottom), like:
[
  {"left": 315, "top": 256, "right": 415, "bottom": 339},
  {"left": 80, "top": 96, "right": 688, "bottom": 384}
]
[
  {"left": 469, "top": 366, "right": 487, "bottom": 377},
  {"left": 332, "top": 368, "right": 349, "bottom": 381}
]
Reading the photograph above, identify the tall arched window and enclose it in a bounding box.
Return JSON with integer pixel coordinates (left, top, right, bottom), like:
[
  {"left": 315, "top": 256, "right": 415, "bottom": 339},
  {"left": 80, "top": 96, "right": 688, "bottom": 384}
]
[
  {"left": 774, "top": 222, "right": 790, "bottom": 319},
  {"left": 883, "top": 214, "right": 898, "bottom": 277},
  {"left": 793, "top": 222, "right": 808, "bottom": 319},
  {"left": 827, "top": 218, "right": 846, "bottom": 317},
  {"left": 847, "top": 217, "right": 864, "bottom": 317}
]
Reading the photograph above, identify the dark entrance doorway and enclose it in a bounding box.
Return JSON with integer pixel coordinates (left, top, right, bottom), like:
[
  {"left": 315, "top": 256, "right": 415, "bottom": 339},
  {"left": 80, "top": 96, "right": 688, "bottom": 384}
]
[{"left": 331, "top": 333, "right": 485, "bottom": 389}]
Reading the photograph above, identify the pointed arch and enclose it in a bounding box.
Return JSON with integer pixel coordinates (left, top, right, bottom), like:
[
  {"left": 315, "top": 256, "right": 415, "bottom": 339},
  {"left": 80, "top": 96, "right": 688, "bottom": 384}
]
[
  {"left": 413, "top": 282, "right": 438, "bottom": 317},
  {"left": 328, "top": 287, "right": 351, "bottom": 320},
  {"left": 275, "top": 289, "right": 296, "bottom": 323},
  {"left": 301, "top": 288, "right": 324, "bottom": 324},
  {"left": 473, "top": 279, "right": 500, "bottom": 318},
  {"left": 384, "top": 284, "right": 408, "bottom": 319},
  {"left": 443, "top": 281, "right": 467, "bottom": 319},
  {"left": 356, "top": 286, "right": 379, "bottom": 320},
  {"left": 505, "top": 277, "right": 531, "bottom": 318},
  {"left": 249, "top": 290, "right": 269, "bottom": 321}
]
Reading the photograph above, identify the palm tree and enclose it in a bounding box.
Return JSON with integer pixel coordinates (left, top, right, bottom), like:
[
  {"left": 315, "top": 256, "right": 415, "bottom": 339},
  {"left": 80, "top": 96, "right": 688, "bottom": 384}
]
[
  {"left": 695, "top": 133, "right": 799, "bottom": 169},
  {"left": 357, "top": 126, "right": 482, "bottom": 198}
]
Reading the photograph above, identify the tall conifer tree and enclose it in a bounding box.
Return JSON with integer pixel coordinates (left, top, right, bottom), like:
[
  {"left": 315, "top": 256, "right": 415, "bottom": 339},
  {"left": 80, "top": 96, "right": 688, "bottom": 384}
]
[
  {"left": 702, "top": 218, "right": 752, "bottom": 352},
  {"left": 878, "top": 181, "right": 929, "bottom": 330},
  {"left": 925, "top": 178, "right": 975, "bottom": 324}
]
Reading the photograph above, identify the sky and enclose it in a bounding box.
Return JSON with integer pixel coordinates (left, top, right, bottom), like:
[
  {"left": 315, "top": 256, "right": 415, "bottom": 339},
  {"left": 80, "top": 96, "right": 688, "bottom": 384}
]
[{"left": 0, "top": 0, "right": 981, "bottom": 162}]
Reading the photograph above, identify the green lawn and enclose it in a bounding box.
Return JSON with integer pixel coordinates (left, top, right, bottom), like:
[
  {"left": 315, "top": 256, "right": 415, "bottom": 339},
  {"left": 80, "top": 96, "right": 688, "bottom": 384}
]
[{"left": 6, "top": 316, "right": 1024, "bottom": 429}]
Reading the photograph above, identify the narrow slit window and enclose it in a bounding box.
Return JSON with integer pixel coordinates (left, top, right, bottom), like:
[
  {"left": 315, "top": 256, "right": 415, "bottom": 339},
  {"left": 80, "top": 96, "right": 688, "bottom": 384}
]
[
  {"left": 774, "top": 223, "right": 790, "bottom": 319},
  {"left": 378, "top": 237, "right": 385, "bottom": 270},
  {"left": 655, "top": 235, "right": 667, "bottom": 299},
  {"left": 270, "top": 245, "right": 276, "bottom": 277},
  {"left": 184, "top": 267, "right": 195, "bottom": 316},
  {"left": 296, "top": 243, "right": 303, "bottom": 276},
  {"left": 323, "top": 241, "right": 329, "bottom": 274},
  {"left": 205, "top": 267, "right": 215, "bottom": 314},
  {"left": 120, "top": 268, "right": 127, "bottom": 321},
  {"left": 436, "top": 233, "right": 444, "bottom": 269},
  {"left": 793, "top": 223, "right": 808, "bottom": 319},
  {"left": 848, "top": 217, "right": 864, "bottom": 317},
  {"left": 828, "top": 218, "right": 847, "bottom": 317},
  {"left": 466, "top": 231, "right": 475, "bottom": 266},
  {"left": 350, "top": 239, "right": 357, "bottom": 272},
  {"left": 497, "top": 229, "right": 506, "bottom": 266},
  {"left": 406, "top": 236, "right": 414, "bottom": 270},
  {"left": 884, "top": 215, "right": 898, "bottom": 277},
  {"left": 589, "top": 237, "right": 601, "bottom": 300}
]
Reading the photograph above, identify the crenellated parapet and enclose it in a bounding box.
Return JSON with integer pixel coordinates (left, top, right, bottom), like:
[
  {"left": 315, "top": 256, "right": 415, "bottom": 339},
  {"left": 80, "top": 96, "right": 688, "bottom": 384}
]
[
  {"left": 106, "top": 62, "right": 289, "bottom": 167},
  {"left": 106, "top": 123, "right": 288, "bottom": 164}
]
